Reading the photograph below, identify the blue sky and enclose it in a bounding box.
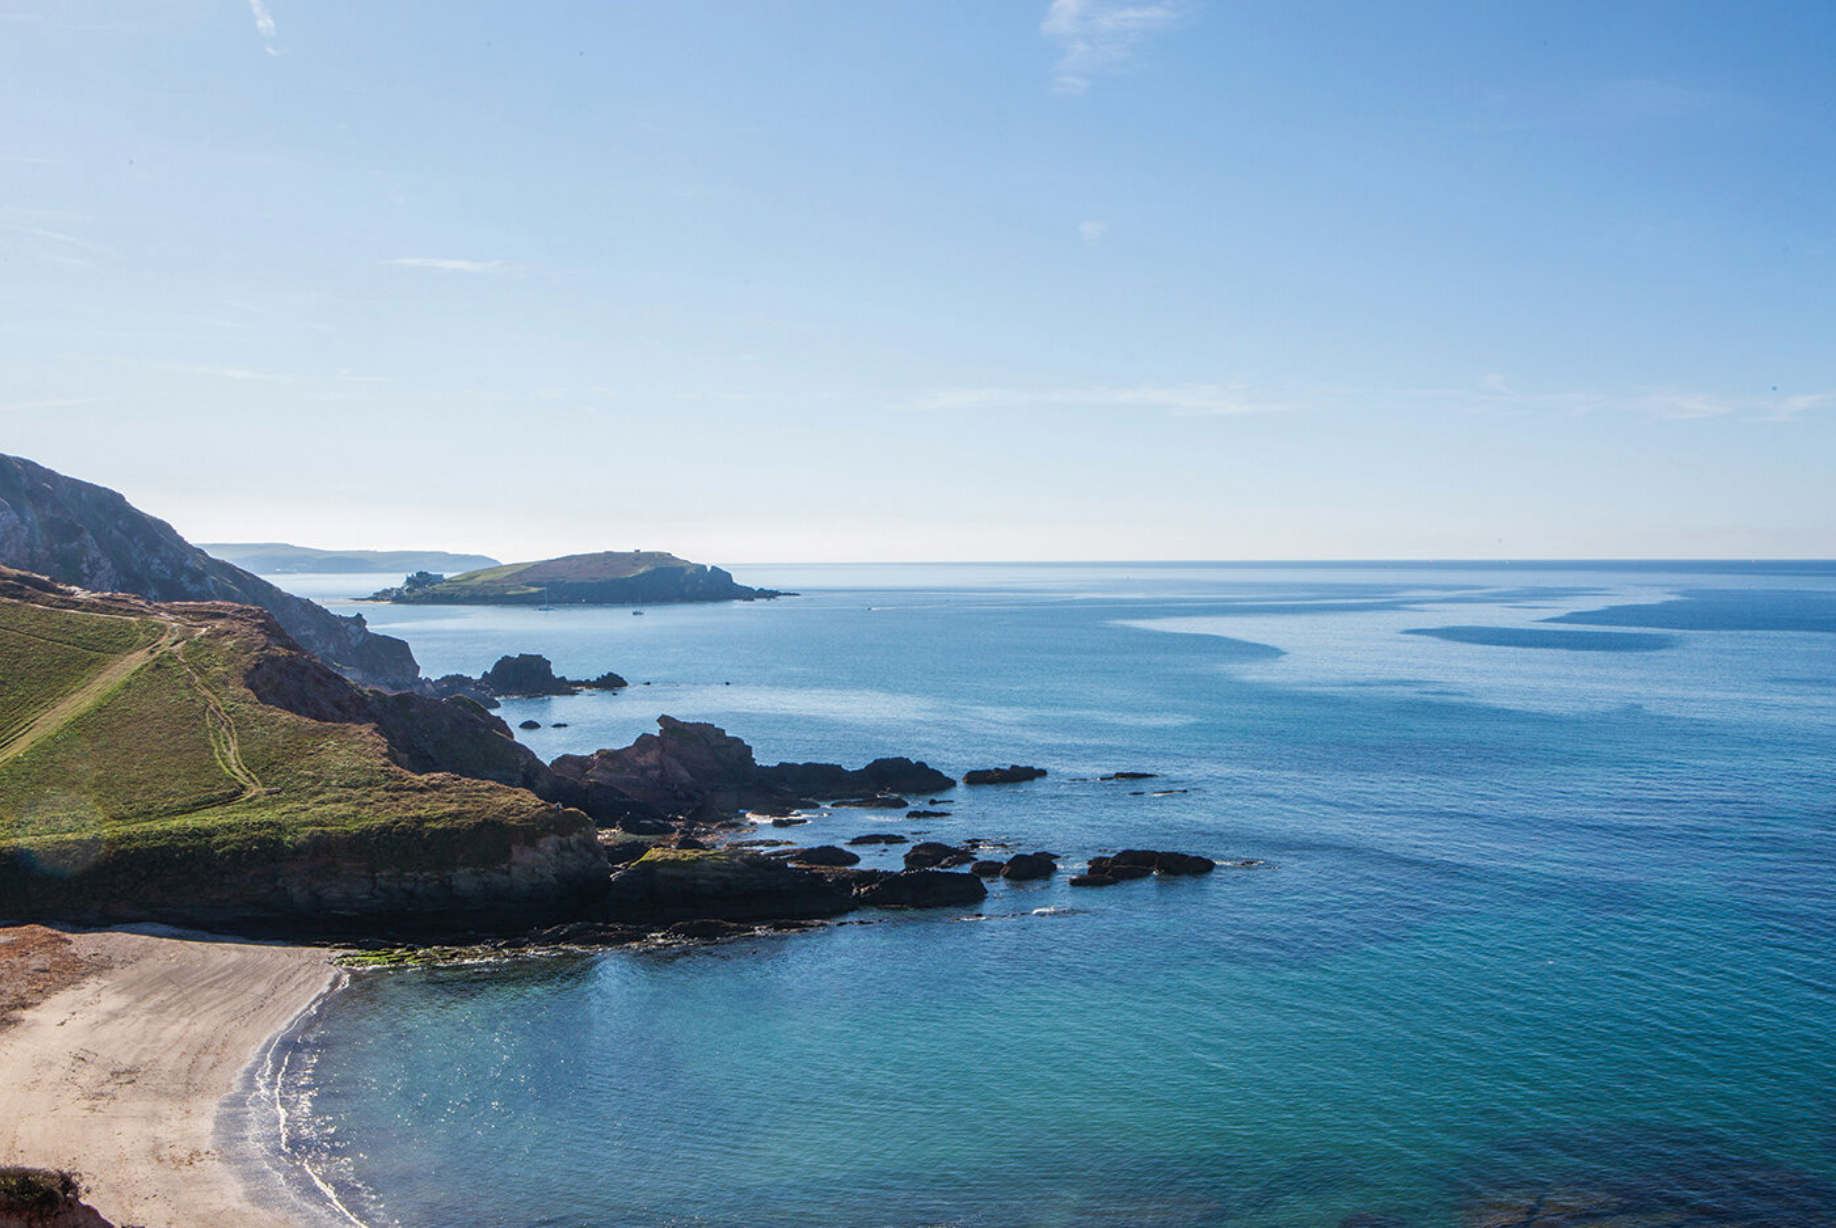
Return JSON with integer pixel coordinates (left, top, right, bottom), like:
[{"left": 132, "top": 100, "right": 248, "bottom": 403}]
[{"left": 2, "top": 1, "right": 1831, "bottom": 561}]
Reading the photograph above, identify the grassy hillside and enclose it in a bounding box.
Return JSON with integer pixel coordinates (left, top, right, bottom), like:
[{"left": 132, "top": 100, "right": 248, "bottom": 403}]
[
  {"left": 370, "top": 550, "right": 781, "bottom": 606},
  {"left": 427, "top": 551, "right": 690, "bottom": 597},
  {"left": 0, "top": 569, "right": 597, "bottom": 924}
]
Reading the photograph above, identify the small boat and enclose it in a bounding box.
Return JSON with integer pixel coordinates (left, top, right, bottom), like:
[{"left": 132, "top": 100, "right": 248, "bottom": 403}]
[{"left": 632, "top": 609, "right": 645, "bottom": 616}]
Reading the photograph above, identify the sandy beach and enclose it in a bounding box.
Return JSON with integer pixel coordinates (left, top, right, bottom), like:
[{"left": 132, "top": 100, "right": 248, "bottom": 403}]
[{"left": 0, "top": 924, "right": 340, "bottom": 1228}]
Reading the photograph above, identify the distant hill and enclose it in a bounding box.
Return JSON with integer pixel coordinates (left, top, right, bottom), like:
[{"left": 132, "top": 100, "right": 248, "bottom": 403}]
[
  {"left": 0, "top": 454, "right": 421, "bottom": 689},
  {"left": 202, "top": 542, "right": 500, "bottom": 575},
  {"left": 369, "top": 550, "right": 786, "bottom": 606},
  {"left": 0, "top": 566, "right": 603, "bottom": 927}
]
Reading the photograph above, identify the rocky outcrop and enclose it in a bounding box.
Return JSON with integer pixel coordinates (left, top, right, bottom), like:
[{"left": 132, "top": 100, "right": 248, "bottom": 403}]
[
  {"left": 478, "top": 653, "right": 627, "bottom": 698},
  {"left": 0, "top": 453, "right": 421, "bottom": 689},
  {"left": 760, "top": 758, "right": 954, "bottom": 799},
  {"left": 264, "top": 825, "right": 609, "bottom": 930},
  {"left": 854, "top": 870, "right": 987, "bottom": 909},
  {"left": 786, "top": 845, "right": 860, "bottom": 867},
  {"left": 1000, "top": 852, "right": 1058, "bottom": 881},
  {"left": 548, "top": 717, "right": 955, "bottom": 823},
  {"left": 1074, "top": 850, "right": 1218, "bottom": 887},
  {"left": 242, "top": 641, "right": 557, "bottom": 797},
  {"left": 598, "top": 849, "right": 853, "bottom": 924},
  {"left": 963, "top": 765, "right": 1047, "bottom": 785}
]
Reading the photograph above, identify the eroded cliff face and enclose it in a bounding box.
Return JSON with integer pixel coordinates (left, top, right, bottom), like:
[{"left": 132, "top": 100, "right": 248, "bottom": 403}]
[{"left": 0, "top": 454, "right": 421, "bottom": 689}]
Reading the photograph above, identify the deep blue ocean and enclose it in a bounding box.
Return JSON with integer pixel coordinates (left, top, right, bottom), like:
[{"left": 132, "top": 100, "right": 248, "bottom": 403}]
[{"left": 248, "top": 563, "right": 1836, "bottom": 1228}]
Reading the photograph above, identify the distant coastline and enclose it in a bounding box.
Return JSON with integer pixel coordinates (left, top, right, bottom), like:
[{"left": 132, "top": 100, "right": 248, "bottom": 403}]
[{"left": 202, "top": 543, "right": 501, "bottom": 576}]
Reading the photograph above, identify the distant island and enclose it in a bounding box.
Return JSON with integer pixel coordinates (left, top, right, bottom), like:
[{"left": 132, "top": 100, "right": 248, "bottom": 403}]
[
  {"left": 367, "top": 550, "right": 787, "bottom": 606},
  {"left": 202, "top": 542, "right": 501, "bottom": 575}
]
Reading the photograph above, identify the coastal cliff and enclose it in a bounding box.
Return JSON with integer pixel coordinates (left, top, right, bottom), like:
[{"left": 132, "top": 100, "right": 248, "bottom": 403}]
[
  {"left": 0, "top": 454, "right": 421, "bottom": 690},
  {"left": 369, "top": 550, "right": 783, "bottom": 606},
  {"left": 0, "top": 568, "right": 603, "bottom": 930}
]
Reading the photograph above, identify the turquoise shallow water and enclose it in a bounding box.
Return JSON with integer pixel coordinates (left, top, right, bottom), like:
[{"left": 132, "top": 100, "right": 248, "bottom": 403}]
[{"left": 260, "top": 564, "right": 1836, "bottom": 1227}]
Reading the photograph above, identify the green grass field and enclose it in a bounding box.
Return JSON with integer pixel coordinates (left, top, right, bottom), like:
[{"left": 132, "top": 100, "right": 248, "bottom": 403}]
[
  {"left": 0, "top": 585, "right": 585, "bottom": 917},
  {"left": 0, "top": 602, "right": 158, "bottom": 747}
]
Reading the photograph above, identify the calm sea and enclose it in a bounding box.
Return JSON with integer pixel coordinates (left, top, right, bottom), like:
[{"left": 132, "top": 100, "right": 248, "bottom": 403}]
[{"left": 244, "top": 563, "right": 1836, "bottom": 1228}]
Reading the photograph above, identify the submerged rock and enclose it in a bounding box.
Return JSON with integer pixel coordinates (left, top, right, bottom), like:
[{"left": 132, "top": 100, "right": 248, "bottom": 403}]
[
  {"left": 846, "top": 833, "right": 909, "bottom": 845},
  {"left": 831, "top": 794, "right": 909, "bottom": 809}
]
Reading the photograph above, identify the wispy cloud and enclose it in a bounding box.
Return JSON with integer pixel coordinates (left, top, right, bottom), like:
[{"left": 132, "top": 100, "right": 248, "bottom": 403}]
[
  {"left": 1078, "top": 220, "right": 1109, "bottom": 243},
  {"left": 247, "top": 0, "right": 280, "bottom": 55},
  {"left": 908, "top": 376, "right": 1831, "bottom": 425},
  {"left": 911, "top": 382, "right": 1286, "bottom": 417},
  {"left": 384, "top": 257, "right": 530, "bottom": 275},
  {"left": 160, "top": 363, "right": 292, "bottom": 383},
  {"left": 1041, "top": 0, "right": 1185, "bottom": 94},
  {"left": 1429, "top": 375, "right": 1829, "bottom": 423},
  {"left": 0, "top": 397, "right": 95, "bottom": 415},
  {"left": 11, "top": 226, "right": 113, "bottom": 257}
]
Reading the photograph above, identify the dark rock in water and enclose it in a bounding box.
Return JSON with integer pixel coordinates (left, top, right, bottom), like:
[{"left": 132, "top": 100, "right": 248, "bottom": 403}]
[
  {"left": 970, "top": 859, "right": 1005, "bottom": 877},
  {"left": 904, "top": 841, "right": 965, "bottom": 870},
  {"left": 906, "top": 809, "right": 950, "bottom": 818},
  {"left": 1000, "top": 852, "right": 1058, "bottom": 881},
  {"left": 1068, "top": 873, "right": 1117, "bottom": 887},
  {"left": 770, "top": 817, "right": 809, "bottom": 828},
  {"left": 963, "top": 765, "right": 1047, "bottom": 785},
  {"left": 517, "top": 719, "right": 542, "bottom": 730},
  {"left": 831, "top": 794, "right": 909, "bottom": 809},
  {"left": 484, "top": 653, "right": 576, "bottom": 697},
  {"left": 1087, "top": 850, "right": 1217, "bottom": 879},
  {"left": 729, "top": 838, "right": 794, "bottom": 848},
  {"left": 1337, "top": 1216, "right": 1407, "bottom": 1228},
  {"left": 601, "top": 840, "right": 652, "bottom": 867},
  {"left": 758, "top": 757, "right": 951, "bottom": 800},
  {"left": 674, "top": 837, "right": 712, "bottom": 851},
  {"left": 615, "top": 813, "right": 675, "bottom": 836},
  {"left": 599, "top": 849, "right": 853, "bottom": 924},
  {"left": 847, "top": 833, "right": 909, "bottom": 845},
  {"left": 854, "top": 869, "right": 988, "bottom": 909},
  {"left": 665, "top": 918, "right": 749, "bottom": 940},
  {"left": 1102, "top": 771, "right": 1159, "bottom": 780},
  {"left": 936, "top": 851, "right": 975, "bottom": 868},
  {"left": 551, "top": 721, "right": 569, "bottom": 727},
  {"left": 788, "top": 845, "right": 861, "bottom": 867},
  {"left": 583, "top": 670, "right": 628, "bottom": 690}
]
